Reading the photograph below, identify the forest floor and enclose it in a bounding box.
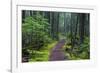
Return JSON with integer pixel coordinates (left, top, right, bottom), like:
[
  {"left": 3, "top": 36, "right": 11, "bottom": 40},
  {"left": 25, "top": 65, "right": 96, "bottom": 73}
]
[{"left": 49, "top": 39, "right": 67, "bottom": 61}]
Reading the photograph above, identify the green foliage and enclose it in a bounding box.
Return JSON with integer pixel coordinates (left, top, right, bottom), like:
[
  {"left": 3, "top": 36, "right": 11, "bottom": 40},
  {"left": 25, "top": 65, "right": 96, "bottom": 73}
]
[
  {"left": 29, "top": 41, "right": 57, "bottom": 62},
  {"left": 78, "top": 37, "right": 90, "bottom": 59},
  {"left": 22, "top": 14, "right": 52, "bottom": 50},
  {"left": 22, "top": 11, "right": 90, "bottom": 62},
  {"left": 64, "top": 37, "right": 90, "bottom": 60},
  {"left": 22, "top": 14, "right": 57, "bottom": 62}
]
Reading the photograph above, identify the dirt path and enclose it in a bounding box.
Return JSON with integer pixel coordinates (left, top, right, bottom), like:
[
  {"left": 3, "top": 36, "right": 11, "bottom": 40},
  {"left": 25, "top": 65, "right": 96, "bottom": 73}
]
[{"left": 49, "top": 39, "right": 67, "bottom": 61}]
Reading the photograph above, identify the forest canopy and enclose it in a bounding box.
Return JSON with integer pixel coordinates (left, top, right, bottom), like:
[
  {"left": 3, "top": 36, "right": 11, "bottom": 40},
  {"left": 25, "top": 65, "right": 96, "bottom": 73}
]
[{"left": 22, "top": 10, "right": 90, "bottom": 62}]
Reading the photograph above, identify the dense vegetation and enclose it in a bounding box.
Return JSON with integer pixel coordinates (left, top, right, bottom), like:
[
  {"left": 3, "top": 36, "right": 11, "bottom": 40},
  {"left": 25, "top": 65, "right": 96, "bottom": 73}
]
[{"left": 22, "top": 10, "right": 90, "bottom": 62}]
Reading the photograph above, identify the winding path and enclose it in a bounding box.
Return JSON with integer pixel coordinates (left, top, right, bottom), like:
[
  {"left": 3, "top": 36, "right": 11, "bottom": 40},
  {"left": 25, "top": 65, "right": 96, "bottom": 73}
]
[{"left": 49, "top": 39, "right": 67, "bottom": 61}]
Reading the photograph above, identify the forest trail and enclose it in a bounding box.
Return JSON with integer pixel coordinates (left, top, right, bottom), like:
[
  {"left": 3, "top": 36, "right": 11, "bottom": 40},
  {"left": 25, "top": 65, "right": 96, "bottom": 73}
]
[{"left": 49, "top": 39, "right": 67, "bottom": 61}]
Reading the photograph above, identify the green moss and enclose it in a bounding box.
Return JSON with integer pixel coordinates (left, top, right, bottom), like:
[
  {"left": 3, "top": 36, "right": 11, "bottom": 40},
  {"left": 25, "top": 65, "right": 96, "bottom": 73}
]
[{"left": 29, "top": 41, "right": 57, "bottom": 62}]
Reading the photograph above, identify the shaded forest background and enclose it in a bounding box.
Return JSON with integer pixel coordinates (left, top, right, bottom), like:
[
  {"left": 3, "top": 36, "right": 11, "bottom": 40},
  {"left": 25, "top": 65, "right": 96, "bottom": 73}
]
[{"left": 22, "top": 10, "right": 90, "bottom": 62}]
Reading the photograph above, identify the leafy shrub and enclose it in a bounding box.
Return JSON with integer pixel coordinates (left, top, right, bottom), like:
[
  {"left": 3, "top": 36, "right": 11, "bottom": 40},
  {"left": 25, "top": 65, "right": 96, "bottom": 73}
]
[
  {"left": 64, "top": 37, "right": 90, "bottom": 60},
  {"left": 22, "top": 14, "right": 52, "bottom": 50},
  {"left": 78, "top": 37, "right": 90, "bottom": 59}
]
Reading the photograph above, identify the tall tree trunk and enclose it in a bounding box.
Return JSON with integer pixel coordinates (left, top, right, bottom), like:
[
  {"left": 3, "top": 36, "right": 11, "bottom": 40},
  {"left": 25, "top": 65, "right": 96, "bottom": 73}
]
[
  {"left": 79, "top": 13, "right": 85, "bottom": 44},
  {"left": 71, "top": 13, "right": 73, "bottom": 49}
]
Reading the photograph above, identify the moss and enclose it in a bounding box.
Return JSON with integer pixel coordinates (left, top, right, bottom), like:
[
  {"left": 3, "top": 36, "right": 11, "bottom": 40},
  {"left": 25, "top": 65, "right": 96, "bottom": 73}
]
[{"left": 29, "top": 41, "right": 57, "bottom": 62}]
